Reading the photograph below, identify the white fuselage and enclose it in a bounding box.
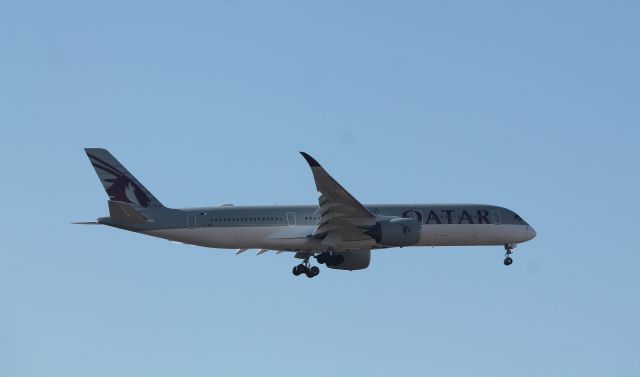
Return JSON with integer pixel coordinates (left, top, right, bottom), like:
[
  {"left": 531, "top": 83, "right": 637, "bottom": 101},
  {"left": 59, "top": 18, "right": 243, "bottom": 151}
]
[{"left": 143, "top": 223, "right": 535, "bottom": 251}]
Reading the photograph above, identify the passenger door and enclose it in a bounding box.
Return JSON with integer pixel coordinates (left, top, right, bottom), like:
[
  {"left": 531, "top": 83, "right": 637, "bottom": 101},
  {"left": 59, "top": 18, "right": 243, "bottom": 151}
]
[
  {"left": 187, "top": 213, "right": 197, "bottom": 228},
  {"left": 286, "top": 212, "right": 296, "bottom": 226}
]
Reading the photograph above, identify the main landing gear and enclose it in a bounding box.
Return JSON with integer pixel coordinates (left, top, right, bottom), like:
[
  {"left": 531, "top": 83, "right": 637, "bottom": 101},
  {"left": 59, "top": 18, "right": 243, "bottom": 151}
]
[
  {"left": 292, "top": 256, "right": 320, "bottom": 278},
  {"left": 503, "top": 243, "right": 516, "bottom": 266}
]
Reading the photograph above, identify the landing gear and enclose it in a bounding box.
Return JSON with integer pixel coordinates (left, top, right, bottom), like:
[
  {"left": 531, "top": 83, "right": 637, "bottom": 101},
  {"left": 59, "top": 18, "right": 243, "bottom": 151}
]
[
  {"left": 308, "top": 266, "right": 320, "bottom": 278},
  {"left": 292, "top": 264, "right": 306, "bottom": 276},
  {"left": 292, "top": 256, "right": 320, "bottom": 278},
  {"left": 503, "top": 243, "right": 516, "bottom": 266}
]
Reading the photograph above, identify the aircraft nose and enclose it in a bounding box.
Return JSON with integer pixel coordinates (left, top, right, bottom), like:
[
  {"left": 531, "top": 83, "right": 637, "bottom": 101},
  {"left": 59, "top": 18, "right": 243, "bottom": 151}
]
[{"left": 528, "top": 226, "right": 537, "bottom": 240}]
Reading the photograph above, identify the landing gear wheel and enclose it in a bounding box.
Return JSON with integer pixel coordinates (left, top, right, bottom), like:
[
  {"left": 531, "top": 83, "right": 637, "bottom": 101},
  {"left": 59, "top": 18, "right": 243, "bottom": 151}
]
[
  {"left": 503, "top": 257, "right": 513, "bottom": 266},
  {"left": 292, "top": 264, "right": 308, "bottom": 276},
  {"left": 305, "top": 266, "right": 320, "bottom": 278}
]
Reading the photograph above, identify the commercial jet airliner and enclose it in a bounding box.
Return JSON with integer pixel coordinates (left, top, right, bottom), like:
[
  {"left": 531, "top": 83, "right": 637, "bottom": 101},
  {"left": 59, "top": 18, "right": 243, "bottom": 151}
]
[{"left": 78, "top": 149, "right": 536, "bottom": 278}]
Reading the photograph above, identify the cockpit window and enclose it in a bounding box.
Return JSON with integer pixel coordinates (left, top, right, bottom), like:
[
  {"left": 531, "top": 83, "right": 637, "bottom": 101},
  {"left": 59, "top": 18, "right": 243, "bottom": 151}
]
[{"left": 514, "top": 214, "right": 523, "bottom": 221}]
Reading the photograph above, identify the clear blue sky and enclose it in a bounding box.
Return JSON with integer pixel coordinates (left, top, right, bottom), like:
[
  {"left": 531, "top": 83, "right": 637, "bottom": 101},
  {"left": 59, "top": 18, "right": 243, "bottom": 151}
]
[{"left": 1, "top": 1, "right": 639, "bottom": 376}]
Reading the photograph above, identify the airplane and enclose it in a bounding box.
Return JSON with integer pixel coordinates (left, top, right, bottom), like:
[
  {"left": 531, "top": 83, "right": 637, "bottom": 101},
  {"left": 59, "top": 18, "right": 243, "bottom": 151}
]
[{"left": 77, "top": 148, "right": 536, "bottom": 278}]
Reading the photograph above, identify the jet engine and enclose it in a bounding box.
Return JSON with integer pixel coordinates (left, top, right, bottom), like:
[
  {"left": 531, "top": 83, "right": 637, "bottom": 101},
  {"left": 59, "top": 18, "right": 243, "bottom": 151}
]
[
  {"left": 316, "top": 250, "right": 371, "bottom": 270},
  {"left": 365, "top": 218, "right": 420, "bottom": 247}
]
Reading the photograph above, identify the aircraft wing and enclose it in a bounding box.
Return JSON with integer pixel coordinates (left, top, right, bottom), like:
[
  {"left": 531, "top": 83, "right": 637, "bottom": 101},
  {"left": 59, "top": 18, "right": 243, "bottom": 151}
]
[{"left": 300, "top": 152, "right": 377, "bottom": 248}]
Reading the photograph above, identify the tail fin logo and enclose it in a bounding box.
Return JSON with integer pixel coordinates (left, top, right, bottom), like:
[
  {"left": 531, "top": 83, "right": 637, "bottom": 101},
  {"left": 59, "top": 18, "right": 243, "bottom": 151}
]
[{"left": 88, "top": 153, "right": 152, "bottom": 207}]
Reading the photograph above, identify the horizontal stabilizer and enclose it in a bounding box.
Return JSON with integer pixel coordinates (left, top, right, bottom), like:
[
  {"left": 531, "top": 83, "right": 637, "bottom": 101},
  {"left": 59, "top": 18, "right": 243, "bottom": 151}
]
[
  {"left": 72, "top": 221, "right": 100, "bottom": 225},
  {"left": 108, "top": 201, "right": 148, "bottom": 224}
]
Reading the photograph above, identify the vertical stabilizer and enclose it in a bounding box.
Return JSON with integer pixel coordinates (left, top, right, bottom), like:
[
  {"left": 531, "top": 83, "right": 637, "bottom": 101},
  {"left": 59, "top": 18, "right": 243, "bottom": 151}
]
[{"left": 84, "top": 148, "right": 164, "bottom": 208}]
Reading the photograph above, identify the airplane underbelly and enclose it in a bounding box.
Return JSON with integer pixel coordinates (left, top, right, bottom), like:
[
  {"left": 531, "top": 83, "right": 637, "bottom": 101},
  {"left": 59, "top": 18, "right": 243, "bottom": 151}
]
[
  {"left": 144, "top": 224, "right": 532, "bottom": 250},
  {"left": 419, "top": 224, "right": 476, "bottom": 246},
  {"left": 419, "top": 224, "right": 531, "bottom": 246},
  {"left": 143, "top": 226, "right": 317, "bottom": 250}
]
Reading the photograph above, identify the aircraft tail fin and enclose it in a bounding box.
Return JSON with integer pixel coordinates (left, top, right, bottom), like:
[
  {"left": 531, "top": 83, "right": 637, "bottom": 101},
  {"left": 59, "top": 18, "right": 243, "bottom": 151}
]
[{"left": 84, "top": 148, "right": 164, "bottom": 208}]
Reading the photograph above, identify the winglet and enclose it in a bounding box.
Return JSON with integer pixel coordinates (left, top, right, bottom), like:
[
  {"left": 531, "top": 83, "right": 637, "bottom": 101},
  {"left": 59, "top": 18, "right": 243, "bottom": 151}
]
[{"left": 300, "top": 152, "right": 321, "bottom": 167}]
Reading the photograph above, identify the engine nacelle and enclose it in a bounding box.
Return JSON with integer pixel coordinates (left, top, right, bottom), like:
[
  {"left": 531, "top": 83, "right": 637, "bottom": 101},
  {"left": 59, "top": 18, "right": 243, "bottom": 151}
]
[
  {"left": 325, "top": 250, "right": 371, "bottom": 271},
  {"left": 366, "top": 218, "right": 421, "bottom": 247}
]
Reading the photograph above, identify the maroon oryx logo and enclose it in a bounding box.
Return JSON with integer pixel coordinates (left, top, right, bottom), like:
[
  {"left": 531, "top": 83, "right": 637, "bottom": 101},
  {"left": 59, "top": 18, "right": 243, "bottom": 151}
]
[{"left": 87, "top": 153, "right": 151, "bottom": 207}]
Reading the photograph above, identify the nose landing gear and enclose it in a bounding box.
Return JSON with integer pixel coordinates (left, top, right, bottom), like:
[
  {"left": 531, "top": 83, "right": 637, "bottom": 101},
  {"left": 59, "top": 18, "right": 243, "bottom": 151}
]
[{"left": 503, "top": 243, "right": 516, "bottom": 266}]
